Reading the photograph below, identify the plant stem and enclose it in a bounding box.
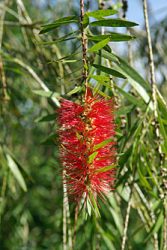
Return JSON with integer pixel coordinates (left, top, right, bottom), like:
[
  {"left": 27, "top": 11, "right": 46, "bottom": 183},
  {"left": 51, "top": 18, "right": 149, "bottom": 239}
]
[
  {"left": 63, "top": 171, "right": 67, "bottom": 250},
  {"left": 143, "top": 0, "right": 163, "bottom": 167},
  {"left": 80, "top": 0, "right": 88, "bottom": 87},
  {"left": 163, "top": 200, "right": 167, "bottom": 250},
  {"left": 121, "top": 187, "right": 132, "bottom": 250},
  {"left": 143, "top": 1, "right": 166, "bottom": 249}
]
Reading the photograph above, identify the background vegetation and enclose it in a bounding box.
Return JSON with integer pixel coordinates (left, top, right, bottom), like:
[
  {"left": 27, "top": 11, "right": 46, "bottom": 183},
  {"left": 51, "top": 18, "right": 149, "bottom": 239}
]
[{"left": 0, "top": 0, "right": 167, "bottom": 249}]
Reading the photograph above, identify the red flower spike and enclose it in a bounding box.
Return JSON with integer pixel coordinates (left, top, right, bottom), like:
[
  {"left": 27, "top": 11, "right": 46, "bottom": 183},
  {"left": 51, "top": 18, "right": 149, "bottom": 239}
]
[{"left": 58, "top": 88, "right": 116, "bottom": 207}]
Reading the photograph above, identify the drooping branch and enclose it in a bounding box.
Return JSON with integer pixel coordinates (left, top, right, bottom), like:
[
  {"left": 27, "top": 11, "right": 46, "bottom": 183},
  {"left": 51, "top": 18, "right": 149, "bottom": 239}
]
[
  {"left": 143, "top": 0, "right": 165, "bottom": 190},
  {"left": 143, "top": 2, "right": 166, "bottom": 249}
]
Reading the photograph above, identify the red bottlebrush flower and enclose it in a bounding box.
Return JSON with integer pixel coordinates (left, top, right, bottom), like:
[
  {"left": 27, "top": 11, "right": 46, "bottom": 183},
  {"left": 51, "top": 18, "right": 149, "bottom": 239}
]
[{"left": 58, "top": 87, "right": 116, "bottom": 206}]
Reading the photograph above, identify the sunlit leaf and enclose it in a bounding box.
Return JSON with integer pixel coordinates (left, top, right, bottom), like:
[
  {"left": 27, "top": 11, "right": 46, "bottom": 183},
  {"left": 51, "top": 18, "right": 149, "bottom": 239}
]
[
  {"left": 67, "top": 86, "right": 82, "bottom": 96},
  {"left": 6, "top": 154, "right": 27, "bottom": 192},
  {"left": 87, "top": 9, "right": 118, "bottom": 19},
  {"left": 95, "top": 164, "right": 115, "bottom": 173},
  {"left": 93, "top": 138, "right": 113, "bottom": 151},
  {"left": 89, "top": 38, "right": 110, "bottom": 52},
  {"left": 88, "top": 151, "right": 98, "bottom": 164},
  {"left": 33, "top": 90, "right": 60, "bottom": 98}
]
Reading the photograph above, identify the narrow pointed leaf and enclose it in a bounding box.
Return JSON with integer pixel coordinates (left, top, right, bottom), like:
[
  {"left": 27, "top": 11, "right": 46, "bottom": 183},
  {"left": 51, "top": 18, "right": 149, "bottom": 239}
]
[
  {"left": 88, "top": 32, "right": 135, "bottom": 42},
  {"left": 115, "top": 85, "right": 144, "bottom": 108},
  {"left": 35, "top": 113, "right": 56, "bottom": 123},
  {"left": 115, "top": 56, "right": 151, "bottom": 90},
  {"left": 93, "top": 64, "right": 126, "bottom": 79},
  {"left": 33, "top": 90, "right": 60, "bottom": 98},
  {"left": 95, "top": 164, "right": 115, "bottom": 173},
  {"left": 6, "top": 154, "right": 27, "bottom": 192},
  {"left": 88, "top": 151, "right": 98, "bottom": 164},
  {"left": 96, "top": 49, "right": 119, "bottom": 63},
  {"left": 67, "top": 86, "right": 82, "bottom": 96},
  {"left": 40, "top": 16, "right": 79, "bottom": 34},
  {"left": 91, "top": 18, "right": 138, "bottom": 27},
  {"left": 89, "top": 38, "right": 110, "bottom": 52},
  {"left": 90, "top": 75, "right": 110, "bottom": 83},
  {"left": 87, "top": 9, "right": 117, "bottom": 19},
  {"left": 93, "top": 138, "right": 113, "bottom": 151},
  {"left": 83, "top": 13, "right": 89, "bottom": 28},
  {"left": 144, "top": 212, "right": 164, "bottom": 242}
]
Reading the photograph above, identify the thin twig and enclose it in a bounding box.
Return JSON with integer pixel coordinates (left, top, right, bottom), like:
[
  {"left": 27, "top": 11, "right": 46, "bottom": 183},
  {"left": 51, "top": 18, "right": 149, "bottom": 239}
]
[
  {"left": 63, "top": 170, "right": 73, "bottom": 250},
  {"left": 16, "top": 0, "right": 30, "bottom": 49},
  {"left": 164, "top": 201, "right": 167, "bottom": 250},
  {"left": 143, "top": 0, "right": 156, "bottom": 87},
  {"left": 72, "top": 204, "right": 79, "bottom": 248},
  {"left": 121, "top": 187, "right": 132, "bottom": 250},
  {"left": 66, "top": 199, "right": 73, "bottom": 250},
  {"left": 143, "top": 0, "right": 164, "bottom": 169},
  {"left": 63, "top": 171, "right": 67, "bottom": 250}
]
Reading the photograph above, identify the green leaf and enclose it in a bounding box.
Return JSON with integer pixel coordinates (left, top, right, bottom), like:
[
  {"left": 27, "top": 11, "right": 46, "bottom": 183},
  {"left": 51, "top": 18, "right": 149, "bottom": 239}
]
[
  {"left": 33, "top": 90, "right": 60, "bottom": 99},
  {"left": 6, "top": 154, "right": 27, "bottom": 192},
  {"left": 157, "top": 92, "right": 167, "bottom": 119},
  {"left": 113, "top": 61, "right": 152, "bottom": 105},
  {"left": 96, "top": 222, "right": 116, "bottom": 249},
  {"left": 115, "top": 56, "right": 151, "bottom": 91},
  {"left": 115, "top": 85, "right": 144, "bottom": 108},
  {"left": 119, "top": 145, "right": 133, "bottom": 168},
  {"left": 158, "top": 116, "right": 167, "bottom": 154},
  {"left": 88, "top": 151, "right": 98, "bottom": 164},
  {"left": 93, "top": 64, "right": 126, "bottom": 79},
  {"left": 89, "top": 38, "right": 110, "bottom": 52},
  {"left": 40, "top": 133, "right": 57, "bottom": 145},
  {"left": 53, "top": 50, "right": 81, "bottom": 62},
  {"left": 90, "top": 75, "right": 112, "bottom": 89},
  {"left": 88, "top": 32, "right": 135, "bottom": 42},
  {"left": 37, "top": 30, "right": 79, "bottom": 45},
  {"left": 95, "top": 164, "right": 115, "bottom": 173},
  {"left": 90, "top": 75, "right": 110, "bottom": 83},
  {"left": 91, "top": 18, "right": 138, "bottom": 27},
  {"left": 116, "top": 105, "right": 134, "bottom": 115},
  {"left": 39, "top": 37, "right": 77, "bottom": 45},
  {"left": 93, "top": 138, "right": 113, "bottom": 151},
  {"left": 137, "top": 165, "right": 152, "bottom": 190},
  {"left": 40, "top": 16, "right": 79, "bottom": 34},
  {"left": 96, "top": 49, "right": 119, "bottom": 63},
  {"left": 87, "top": 9, "right": 117, "bottom": 19},
  {"left": 88, "top": 191, "right": 101, "bottom": 218},
  {"left": 94, "top": 89, "right": 110, "bottom": 98},
  {"left": 67, "top": 86, "right": 82, "bottom": 96},
  {"left": 35, "top": 113, "right": 56, "bottom": 123},
  {"left": 108, "top": 32, "right": 135, "bottom": 41},
  {"left": 83, "top": 13, "right": 89, "bottom": 28},
  {"left": 145, "top": 211, "right": 164, "bottom": 242}
]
